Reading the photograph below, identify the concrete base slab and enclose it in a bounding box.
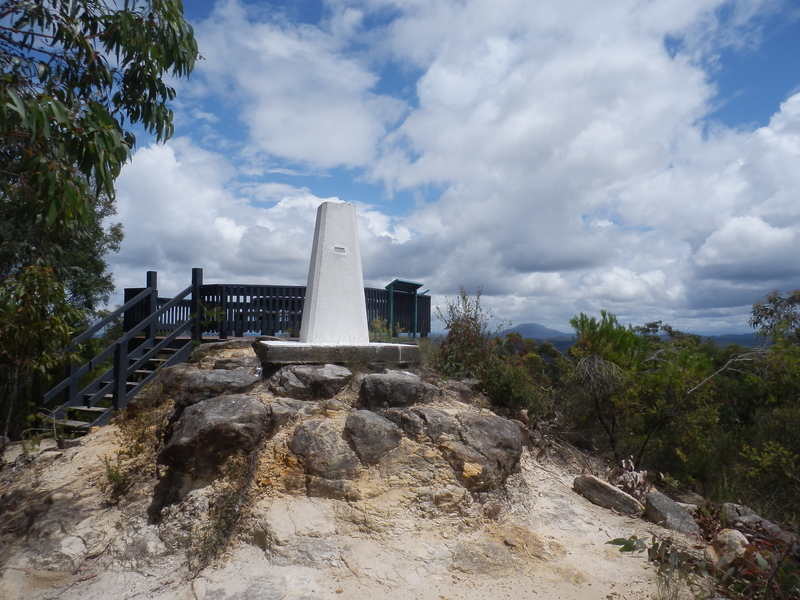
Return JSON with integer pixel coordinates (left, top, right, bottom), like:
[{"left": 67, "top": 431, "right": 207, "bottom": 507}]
[{"left": 255, "top": 341, "right": 420, "bottom": 368}]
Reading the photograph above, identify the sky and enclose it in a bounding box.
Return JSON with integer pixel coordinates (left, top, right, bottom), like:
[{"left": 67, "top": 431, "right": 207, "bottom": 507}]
[{"left": 108, "top": 0, "right": 800, "bottom": 334}]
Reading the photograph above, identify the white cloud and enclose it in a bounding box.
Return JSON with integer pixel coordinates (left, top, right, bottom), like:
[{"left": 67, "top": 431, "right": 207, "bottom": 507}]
[
  {"left": 695, "top": 216, "right": 800, "bottom": 279},
  {"left": 189, "top": 0, "right": 406, "bottom": 169},
  {"left": 110, "top": 140, "right": 323, "bottom": 301},
  {"left": 107, "top": 0, "right": 800, "bottom": 335}
]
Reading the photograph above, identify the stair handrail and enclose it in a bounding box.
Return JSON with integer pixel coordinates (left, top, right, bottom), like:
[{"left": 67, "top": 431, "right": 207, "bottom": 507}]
[
  {"left": 71, "top": 287, "right": 153, "bottom": 346},
  {"left": 43, "top": 281, "right": 198, "bottom": 406},
  {"left": 42, "top": 286, "right": 155, "bottom": 404}
]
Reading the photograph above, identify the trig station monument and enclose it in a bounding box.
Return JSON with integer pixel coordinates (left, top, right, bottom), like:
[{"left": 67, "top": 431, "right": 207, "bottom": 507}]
[{"left": 255, "top": 201, "right": 419, "bottom": 367}]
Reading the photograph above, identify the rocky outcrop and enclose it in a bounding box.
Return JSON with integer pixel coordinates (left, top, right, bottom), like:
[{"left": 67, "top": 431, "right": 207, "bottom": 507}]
[
  {"left": 161, "top": 394, "right": 270, "bottom": 477},
  {"left": 573, "top": 474, "right": 645, "bottom": 516},
  {"left": 269, "top": 364, "right": 353, "bottom": 400},
  {"left": 0, "top": 342, "right": 755, "bottom": 600},
  {"left": 360, "top": 371, "right": 439, "bottom": 408},
  {"left": 161, "top": 363, "right": 260, "bottom": 408},
  {"left": 412, "top": 406, "right": 461, "bottom": 442},
  {"left": 723, "top": 503, "right": 798, "bottom": 545},
  {"left": 343, "top": 410, "right": 402, "bottom": 465},
  {"left": 644, "top": 491, "right": 701, "bottom": 536},
  {"left": 289, "top": 419, "right": 361, "bottom": 480}
]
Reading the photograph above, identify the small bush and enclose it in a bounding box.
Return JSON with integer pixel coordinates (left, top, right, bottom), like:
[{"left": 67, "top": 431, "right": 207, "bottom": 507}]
[
  {"left": 187, "top": 452, "right": 257, "bottom": 572},
  {"left": 100, "top": 454, "right": 131, "bottom": 502},
  {"left": 480, "top": 359, "right": 540, "bottom": 413},
  {"left": 435, "top": 287, "right": 541, "bottom": 412},
  {"left": 435, "top": 286, "right": 501, "bottom": 380}
]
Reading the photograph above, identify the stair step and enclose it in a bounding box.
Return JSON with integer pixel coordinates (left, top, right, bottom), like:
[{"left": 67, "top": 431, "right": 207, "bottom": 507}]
[
  {"left": 68, "top": 406, "right": 107, "bottom": 414},
  {"left": 51, "top": 419, "right": 92, "bottom": 430}
]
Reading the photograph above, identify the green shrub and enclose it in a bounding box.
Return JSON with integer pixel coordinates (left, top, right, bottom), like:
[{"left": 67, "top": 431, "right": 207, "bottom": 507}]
[{"left": 480, "top": 359, "right": 540, "bottom": 413}]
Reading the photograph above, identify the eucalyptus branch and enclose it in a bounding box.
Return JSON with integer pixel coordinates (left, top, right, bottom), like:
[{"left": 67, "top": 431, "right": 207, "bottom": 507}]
[{"left": 686, "top": 350, "right": 764, "bottom": 395}]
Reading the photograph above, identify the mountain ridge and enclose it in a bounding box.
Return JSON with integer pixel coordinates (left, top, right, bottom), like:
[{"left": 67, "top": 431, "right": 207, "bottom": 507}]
[{"left": 501, "top": 323, "right": 760, "bottom": 350}]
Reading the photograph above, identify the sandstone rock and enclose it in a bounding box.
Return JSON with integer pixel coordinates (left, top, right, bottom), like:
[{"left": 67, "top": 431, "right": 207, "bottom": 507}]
[
  {"left": 722, "top": 502, "right": 758, "bottom": 522},
  {"left": 161, "top": 364, "right": 260, "bottom": 408},
  {"left": 704, "top": 528, "right": 749, "bottom": 569},
  {"left": 573, "top": 474, "right": 645, "bottom": 516},
  {"left": 161, "top": 394, "right": 269, "bottom": 476},
  {"left": 644, "top": 491, "right": 701, "bottom": 536},
  {"left": 440, "top": 441, "right": 496, "bottom": 493},
  {"left": 360, "top": 371, "right": 439, "bottom": 409},
  {"left": 413, "top": 406, "right": 460, "bottom": 442},
  {"left": 439, "top": 379, "right": 481, "bottom": 403},
  {"left": 269, "top": 364, "right": 352, "bottom": 400},
  {"left": 266, "top": 399, "right": 302, "bottom": 432},
  {"left": 343, "top": 410, "right": 403, "bottom": 465},
  {"left": 381, "top": 407, "right": 426, "bottom": 440},
  {"left": 289, "top": 419, "right": 360, "bottom": 479},
  {"left": 723, "top": 502, "right": 797, "bottom": 545},
  {"left": 214, "top": 356, "right": 262, "bottom": 371},
  {"left": 432, "top": 412, "right": 525, "bottom": 493},
  {"left": 457, "top": 412, "right": 525, "bottom": 476},
  {"left": 450, "top": 539, "right": 515, "bottom": 576},
  {"left": 306, "top": 475, "right": 363, "bottom": 501}
]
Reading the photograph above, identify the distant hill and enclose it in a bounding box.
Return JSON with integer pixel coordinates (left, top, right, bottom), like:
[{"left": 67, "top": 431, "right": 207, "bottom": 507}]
[
  {"left": 500, "top": 323, "right": 574, "bottom": 354},
  {"left": 499, "top": 324, "right": 761, "bottom": 354},
  {"left": 702, "top": 333, "right": 761, "bottom": 347},
  {"left": 502, "top": 323, "right": 571, "bottom": 339}
]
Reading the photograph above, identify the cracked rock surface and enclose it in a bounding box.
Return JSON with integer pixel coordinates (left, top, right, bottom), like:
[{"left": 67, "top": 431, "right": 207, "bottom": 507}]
[{"left": 1, "top": 342, "right": 664, "bottom": 600}]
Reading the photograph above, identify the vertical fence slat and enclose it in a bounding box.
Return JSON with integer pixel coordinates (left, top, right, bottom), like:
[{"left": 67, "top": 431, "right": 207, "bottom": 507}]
[{"left": 123, "top": 277, "right": 429, "bottom": 340}]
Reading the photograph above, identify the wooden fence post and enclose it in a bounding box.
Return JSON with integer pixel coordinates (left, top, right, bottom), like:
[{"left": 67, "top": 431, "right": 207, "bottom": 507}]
[
  {"left": 146, "top": 271, "right": 158, "bottom": 342},
  {"left": 63, "top": 363, "right": 78, "bottom": 407},
  {"left": 219, "top": 284, "right": 228, "bottom": 340},
  {"left": 113, "top": 340, "right": 127, "bottom": 411},
  {"left": 191, "top": 267, "right": 203, "bottom": 342}
]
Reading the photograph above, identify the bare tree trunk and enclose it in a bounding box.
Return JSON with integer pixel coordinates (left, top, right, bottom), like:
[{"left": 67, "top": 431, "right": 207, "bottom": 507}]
[{"left": 1, "top": 362, "right": 21, "bottom": 456}]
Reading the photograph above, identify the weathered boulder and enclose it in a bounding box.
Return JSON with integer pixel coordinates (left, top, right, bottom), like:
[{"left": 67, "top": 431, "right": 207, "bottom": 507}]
[
  {"left": 457, "top": 412, "right": 525, "bottom": 475},
  {"left": 161, "top": 364, "right": 260, "bottom": 408},
  {"left": 413, "top": 407, "right": 460, "bottom": 443},
  {"left": 381, "top": 407, "right": 426, "bottom": 440},
  {"left": 264, "top": 399, "right": 302, "bottom": 435},
  {"left": 306, "top": 475, "right": 362, "bottom": 502},
  {"left": 704, "top": 528, "right": 749, "bottom": 569},
  {"left": 160, "top": 394, "right": 269, "bottom": 476},
  {"left": 644, "top": 491, "right": 701, "bottom": 536},
  {"left": 343, "top": 410, "right": 403, "bottom": 465},
  {"left": 723, "top": 503, "right": 797, "bottom": 545},
  {"left": 436, "top": 412, "right": 525, "bottom": 493},
  {"left": 440, "top": 440, "right": 496, "bottom": 492},
  {"left": 269, "top": 364, "right": 352, "bottom": 400},
  {"left": 360, "top": 371, "right": 439, "bottom": 409},
  {"left": 213, "top": 356, "right": 262, "bottom": 371},
  {"left": 573, "top": 474, "right": 645, "bottom": 516},
  {"left": 439, "top": 379, "right": 481, "bottom": 403},
  {"left": 289, "top": 419, "right": 360, "bottom": 480}
]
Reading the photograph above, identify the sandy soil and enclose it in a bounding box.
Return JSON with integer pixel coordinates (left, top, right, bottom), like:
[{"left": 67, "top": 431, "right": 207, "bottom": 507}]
[{"left": 1, "top": 423, "right": 673, "bottom": 600}]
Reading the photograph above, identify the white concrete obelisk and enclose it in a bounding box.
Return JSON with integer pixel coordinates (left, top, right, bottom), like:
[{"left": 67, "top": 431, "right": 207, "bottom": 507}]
[{"left": 299, "top": 201, "right": 370, "bottom": 345}]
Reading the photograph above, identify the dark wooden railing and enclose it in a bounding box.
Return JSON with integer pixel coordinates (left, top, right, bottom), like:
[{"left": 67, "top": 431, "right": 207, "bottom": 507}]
[
  {"left": 42, "top": 269, "right": 203, "bottom": 429},
  {"left": 43, "top": 268, "right": 430, "bottom": 430},
  {"left": 124, "top": 275, "right": 430, "bottom": 339}
]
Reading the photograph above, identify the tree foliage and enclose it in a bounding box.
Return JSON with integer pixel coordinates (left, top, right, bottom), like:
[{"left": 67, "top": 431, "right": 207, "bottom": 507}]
[
  {"left": 1, "top": 0, "right": 199, "bottom": 228},
  {"left": 437, "top": 288, "right": 800, "bottom": 529},
  {"left": 435, "top": 288, "right": 543, "bottom": 411},
  {"left": 0, "top": 265, "right": 83, "bottom": 448},
  {"left": 750, "top": 289, "right": 800, "bottom": 343},
  {"left": 0, "top": 1, "right": 198, "bottom": 445},
  {"left": 0, "top": 187, "right": 122, "bottom": 309}
]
